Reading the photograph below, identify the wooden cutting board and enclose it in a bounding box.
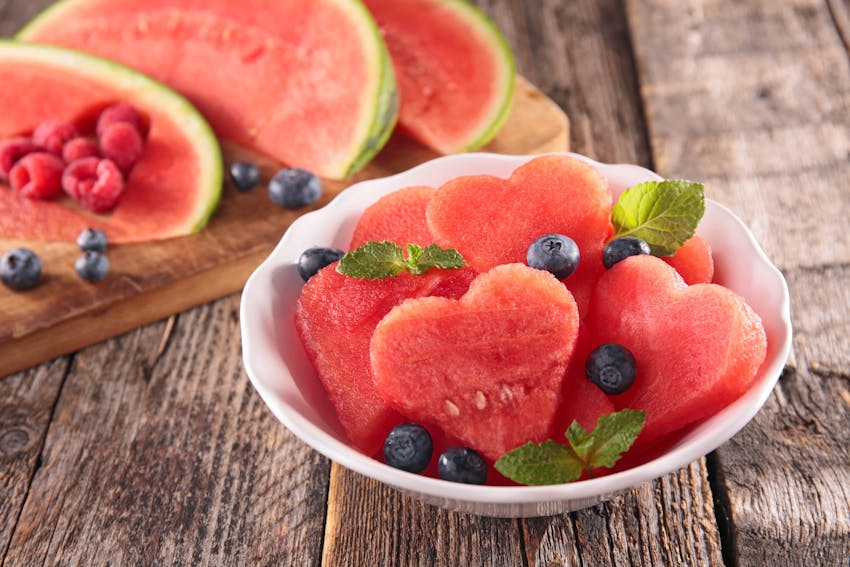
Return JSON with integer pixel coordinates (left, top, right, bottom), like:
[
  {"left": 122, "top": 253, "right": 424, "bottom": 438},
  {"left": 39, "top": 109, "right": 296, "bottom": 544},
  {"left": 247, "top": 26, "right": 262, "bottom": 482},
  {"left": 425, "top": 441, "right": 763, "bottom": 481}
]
[{"left": 0, "top": 76, "right": 568, "bottom": 378}]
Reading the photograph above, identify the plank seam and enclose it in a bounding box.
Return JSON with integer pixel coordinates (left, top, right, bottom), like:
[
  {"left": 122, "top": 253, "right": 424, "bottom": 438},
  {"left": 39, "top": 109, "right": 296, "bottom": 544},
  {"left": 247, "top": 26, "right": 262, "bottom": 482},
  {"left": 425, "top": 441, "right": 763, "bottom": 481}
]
[
  {"left": 568, "top": 515, "right": 586, "bottom": 567},
  {"left": 0, "top": 355, "right": 74, "bottom": 565},
  {"left": 705, "top": 452, "right": 738, "bottom": 567},
  {"left": 515, "top": 517, "right": 530, "bottom": 567},
  {"left": 824, "top": 0, "right": 850, "bottom": 59}
]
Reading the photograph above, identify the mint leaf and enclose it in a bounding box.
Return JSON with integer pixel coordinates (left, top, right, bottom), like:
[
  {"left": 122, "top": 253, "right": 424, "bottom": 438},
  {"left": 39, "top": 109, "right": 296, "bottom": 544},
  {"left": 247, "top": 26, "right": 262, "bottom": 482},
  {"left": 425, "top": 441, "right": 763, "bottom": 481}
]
[
  {"left": 416, "top": 244, "right": 467, "bottom": 272},
  {"left": 495, "top": 440, "right": 584, "bottom": 485},
  {"left": 611, "top": 180, "right": 705, "bottom": 256},
  {"left": 336, "top": 241, "right": 407, "bottom": 279},
  {"left": 336, "top": 241, "right": 466, "bottom": 279},
  {"left": 568, "top": 409, "right": 646, "bottom": 470},
  {"left": 495, "top": 409, "right": 647, "bottom": 485}
]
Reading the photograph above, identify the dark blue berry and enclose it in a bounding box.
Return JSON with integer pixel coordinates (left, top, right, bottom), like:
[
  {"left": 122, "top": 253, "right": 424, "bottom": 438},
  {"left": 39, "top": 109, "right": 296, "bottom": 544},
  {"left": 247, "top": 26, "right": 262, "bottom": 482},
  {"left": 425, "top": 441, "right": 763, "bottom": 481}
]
[
  {"left": 384, "top": 423, "right": 433, "bottom": 473},
  {"left": 526, "top": 234, "right": 580, "bottom": 280},
  {"left": 75, "top": 251, "right": 109, "bottom": 282},
  {"left": 76, "top": 228, "right": 108, "bottom": 253},
  {"left": 229, "top": 161, "right": 261, "bottom": 192},
  {"left": 585, "top": 343, "right": 637, "bottom": 395},
  {"left": 1, "top": 248, "right": 42, "bottom": 291},
  {"left": 603, "top": 237, "right": 651, "bottom": 269},
  {"left": 269, "top": 168, "right": 322, "bottom": 208},
  {"left": 298, "top": 246, "right": 345, "bottom": 281},
  {"left": 438, "top": 447, "right": 488, "bottom": 484}
]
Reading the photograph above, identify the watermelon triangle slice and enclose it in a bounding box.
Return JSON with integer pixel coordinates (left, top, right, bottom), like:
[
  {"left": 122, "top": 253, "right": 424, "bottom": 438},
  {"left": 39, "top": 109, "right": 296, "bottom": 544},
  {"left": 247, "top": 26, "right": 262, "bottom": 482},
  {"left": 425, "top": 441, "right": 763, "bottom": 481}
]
[
  {"left": 0, "top": 41, "right": 222, "bottom": 243},
  {"left": 19, "top": 0, "right": 398, "bottom": 179}
]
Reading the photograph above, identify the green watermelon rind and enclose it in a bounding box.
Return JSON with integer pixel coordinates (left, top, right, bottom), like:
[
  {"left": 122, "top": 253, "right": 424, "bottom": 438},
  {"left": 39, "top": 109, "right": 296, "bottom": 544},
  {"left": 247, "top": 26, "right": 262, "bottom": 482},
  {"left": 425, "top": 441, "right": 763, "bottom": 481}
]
[
  {"left": 0, "top": 40, "right": 223, "bottom": 237},
  {"left": 18, "top": 0, "right": 399, "bottom": 180}
]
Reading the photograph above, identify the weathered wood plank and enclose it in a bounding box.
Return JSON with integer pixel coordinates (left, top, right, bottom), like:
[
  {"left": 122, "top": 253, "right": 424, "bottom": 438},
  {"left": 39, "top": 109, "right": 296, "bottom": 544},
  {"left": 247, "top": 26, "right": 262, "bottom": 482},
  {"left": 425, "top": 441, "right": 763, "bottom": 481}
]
[
  {"left": 711, "top": 265, "right": 850, "bottom": 565},
  {"left": 3, "top": 299, "right": 330, "bottom": 565},
  {"left": 625, "top": 0, "right": 850, "bottom": 270},
  {"left": 0, "top": 357, "right": 68, "bottom": 560}
]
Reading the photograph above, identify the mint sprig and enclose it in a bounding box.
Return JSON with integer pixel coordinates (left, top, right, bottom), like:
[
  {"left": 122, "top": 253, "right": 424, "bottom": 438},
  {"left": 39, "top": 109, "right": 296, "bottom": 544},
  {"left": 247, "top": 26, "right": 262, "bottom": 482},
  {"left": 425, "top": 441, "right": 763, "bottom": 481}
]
[
  {"left": 495, "top": 409, "right": 646, "bottom": 485},
  {"left": 611, "top": 180, "right": 704, "bottom": 256},
  {"left": 336, "top": 241, "right": 466, "bottom": 279}
]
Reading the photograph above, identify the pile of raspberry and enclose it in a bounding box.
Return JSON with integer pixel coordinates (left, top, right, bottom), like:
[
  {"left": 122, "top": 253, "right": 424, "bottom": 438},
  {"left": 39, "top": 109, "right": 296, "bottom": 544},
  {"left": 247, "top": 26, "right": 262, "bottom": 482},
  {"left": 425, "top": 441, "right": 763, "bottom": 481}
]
[{"left": 0, "top": 102, "right": 146, "bottom": 213}]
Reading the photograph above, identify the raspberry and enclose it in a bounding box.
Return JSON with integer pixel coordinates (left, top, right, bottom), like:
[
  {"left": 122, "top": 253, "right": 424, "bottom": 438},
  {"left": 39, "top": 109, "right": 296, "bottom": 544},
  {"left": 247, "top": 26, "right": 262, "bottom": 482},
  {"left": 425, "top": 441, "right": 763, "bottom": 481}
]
[
  {"left": 0, "top": 137, "right": 37, "bottom": 180},
  {"left": 32, "top": 121, "right": 78, "bottom": 155},
  {"left": 99, "top": 122, "right": 143, "bottom": 175},
  {"left": 96, "top": 102, "right": 141, "bottom": 137},
  {"left": 9, "top": 152, "right": 64, "bottom": 200},
  {"left": 62, "top": 137, "right": 99, "bottom": 163},
  {"left": 63, "top": 158, "right": 125, "bottom": 212}
]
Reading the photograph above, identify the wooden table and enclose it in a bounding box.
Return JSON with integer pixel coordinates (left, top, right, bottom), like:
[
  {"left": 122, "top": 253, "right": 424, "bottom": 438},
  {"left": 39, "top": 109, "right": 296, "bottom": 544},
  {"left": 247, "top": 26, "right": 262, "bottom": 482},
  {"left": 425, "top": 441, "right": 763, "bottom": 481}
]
[{"left": 2, "top": 0, "right": 849, "bottom": 564}]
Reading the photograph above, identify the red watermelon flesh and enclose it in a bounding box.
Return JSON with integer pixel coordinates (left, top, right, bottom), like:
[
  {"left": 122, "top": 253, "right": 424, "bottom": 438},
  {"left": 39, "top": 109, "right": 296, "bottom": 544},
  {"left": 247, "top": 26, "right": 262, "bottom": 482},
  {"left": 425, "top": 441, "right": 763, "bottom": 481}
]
[
  {"left": 583, "top": 255, "right": 767, "bottom": 446},
  {"left": 20, "top": 0, "right": 397, "bottom": 179},
  {"left": 370, "top": 264, "right": 579, "bottom": 461},
  {"left": 663, "top": 235, "right": 714, "bottom": 285},
  {"left": 295, "top": 263, "right": 476, "bottom": 456},
  {"left": 363, "top": 0, "right": 514, "bottom": 153},
  {"left": 349, "top": 185, "right": 435, "bottom": 249},
  {"left": 0, "top": 41, "right": 220, "bottom": 242},
  {"left": 427, "top": 154, "right": 613, "bottom": 315}
]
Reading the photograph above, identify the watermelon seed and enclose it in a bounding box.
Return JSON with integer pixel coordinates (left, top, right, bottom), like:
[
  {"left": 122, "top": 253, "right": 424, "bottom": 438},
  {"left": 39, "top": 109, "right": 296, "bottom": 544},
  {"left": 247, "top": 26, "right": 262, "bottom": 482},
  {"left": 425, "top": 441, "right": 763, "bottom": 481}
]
[
  {"left": 500, "top": 386, "right": 514, "bottom": 402},
  {"left": 444, "top": 400, "right": 460, "bottom": 417},
  {"left": 474, "top": 391, "right": 487, "bottom": 410}
]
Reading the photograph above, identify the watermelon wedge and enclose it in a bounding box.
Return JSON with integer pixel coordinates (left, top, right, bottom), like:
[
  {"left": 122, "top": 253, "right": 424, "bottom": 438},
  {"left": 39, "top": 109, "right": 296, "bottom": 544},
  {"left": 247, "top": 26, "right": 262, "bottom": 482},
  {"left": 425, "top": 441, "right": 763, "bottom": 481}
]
[
  {"left": 18, "top": 0, "right": 398, "bottom": 180},
  {"left": 0, "top": 41, "right": 221, "bottom": 243},
  {"left": 363, "top": 0, "right": 514, "bottom": 153}
]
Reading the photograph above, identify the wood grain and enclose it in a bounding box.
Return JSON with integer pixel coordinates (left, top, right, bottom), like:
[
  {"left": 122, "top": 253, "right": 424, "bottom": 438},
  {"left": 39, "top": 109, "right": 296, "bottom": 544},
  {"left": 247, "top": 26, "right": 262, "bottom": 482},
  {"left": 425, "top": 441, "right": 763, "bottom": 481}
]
[
  {"left": 0, "top": 0, "right": 568, "bottom": 379},
  {"left": 3, "top": 299, "right": 332, "bottom": 565}
]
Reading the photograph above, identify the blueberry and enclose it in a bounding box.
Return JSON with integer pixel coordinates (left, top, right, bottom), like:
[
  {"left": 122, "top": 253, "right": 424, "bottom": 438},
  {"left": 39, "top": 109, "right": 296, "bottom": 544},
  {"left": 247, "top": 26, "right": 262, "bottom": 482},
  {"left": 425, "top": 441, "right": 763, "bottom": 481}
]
[
  {"left": 229, "top": 161, "right": 261, "bottom": 192},
  {"left": 269, "top": 168, "right": 322, "bottom": 208},
  {"left": 1, "top": 248, "right": 42, "bottom": 291},
  {"left": 585, "top": 343, "right": 637, "bottom": 395},
  {"left": 384, "top": 423, "right": 433, "bottom": 473},
  {"left": 298, "top": 246, "right": 345, "bottom": 281},
  {"left": 437, "top": 447, "right": 488, "bottom": 485},
  {"left": 526, "top": 234, "right": 580, "bottom": 280},
  {"left": 603, "top": 237, "right": 651, "bottom": 269},
  {"left": 76, "top": 228, "right": 108, "bottom": 253},
  {"left": 75, "top": 251, "right": 109, "bottom": 282}
]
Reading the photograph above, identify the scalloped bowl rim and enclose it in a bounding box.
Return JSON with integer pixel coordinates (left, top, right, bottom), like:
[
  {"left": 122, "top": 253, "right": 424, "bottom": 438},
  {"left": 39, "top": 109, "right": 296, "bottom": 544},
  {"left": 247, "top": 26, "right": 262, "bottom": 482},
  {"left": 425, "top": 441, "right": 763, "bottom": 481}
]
[{"left": 240, "top": 152, "right": 792, "bottom": 514}]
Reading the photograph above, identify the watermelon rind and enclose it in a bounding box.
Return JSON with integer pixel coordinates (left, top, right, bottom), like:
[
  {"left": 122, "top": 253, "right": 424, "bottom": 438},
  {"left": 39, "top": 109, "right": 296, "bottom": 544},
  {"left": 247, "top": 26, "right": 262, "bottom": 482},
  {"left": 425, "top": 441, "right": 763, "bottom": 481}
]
[
  {"left": 0, "top": 40, "right": 223, "bottom": 236},
  {"left": 17, "top": 0, "right": 399, "bottom": 180}
]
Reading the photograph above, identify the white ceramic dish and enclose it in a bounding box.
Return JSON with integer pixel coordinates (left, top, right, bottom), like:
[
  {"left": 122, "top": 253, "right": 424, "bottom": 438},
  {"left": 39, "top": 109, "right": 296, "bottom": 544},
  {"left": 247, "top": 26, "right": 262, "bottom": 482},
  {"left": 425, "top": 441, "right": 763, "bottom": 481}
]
[{"left": 240, "top": 152, "right": 792, "bottom": 518}]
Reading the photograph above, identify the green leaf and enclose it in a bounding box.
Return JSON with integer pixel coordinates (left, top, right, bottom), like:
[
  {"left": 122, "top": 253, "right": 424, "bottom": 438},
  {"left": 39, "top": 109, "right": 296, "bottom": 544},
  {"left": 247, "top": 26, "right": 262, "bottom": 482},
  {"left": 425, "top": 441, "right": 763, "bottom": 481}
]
[
  {"left": 611, "top": 179, "right": 705, "bottom": 256},
  {"left": 417, "top": 244, "right": 467, "bottom": 271},
  {"left": 495, "top": 440, "right": 584, "bottom": 485},
  {"left": 565, "top": 421, "right": 593, "bottom": 462},
  {"left": 583, "top": 409, "right": 646, "bottom": 469},
  {"left": 336, "top": 241, "right": 407, "bottom": 279},
  {"left": 336, "top": 241, "right": 467, "bottom": 279}
]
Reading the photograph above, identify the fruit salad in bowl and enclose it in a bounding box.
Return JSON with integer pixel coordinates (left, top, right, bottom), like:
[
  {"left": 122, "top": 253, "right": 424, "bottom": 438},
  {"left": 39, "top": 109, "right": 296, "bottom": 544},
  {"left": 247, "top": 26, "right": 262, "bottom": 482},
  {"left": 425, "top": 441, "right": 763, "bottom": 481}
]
[{"left": 240, "top": 152, "right": 791, "bottom": 517}]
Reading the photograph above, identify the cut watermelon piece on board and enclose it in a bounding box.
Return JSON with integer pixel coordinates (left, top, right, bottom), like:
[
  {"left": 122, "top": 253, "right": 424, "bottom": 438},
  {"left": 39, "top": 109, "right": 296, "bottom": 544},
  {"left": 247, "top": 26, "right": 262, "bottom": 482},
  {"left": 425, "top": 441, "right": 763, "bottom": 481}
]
[
  {"left": 427, "top": 154, "right": 613, "bottom": 315},
  {"left": 582, "top": 255, "right": 767, "bottom": 446},
  {"left": 19, "top": 0, "right": 398, "bottom": 180},
  {"left": 364, "top": 0, "right": 514, "bottom": 153},
  {"left": 0, "top": 41, "right": 221, "bottom": 243},
  {"left": 370, "top": 264, "right": 579, "bottom": 461},
  {"left": 349, "top": 185, "right": 435, "bottom": 249},
  {"left": 295, "top": 263, "right": 476, "bottom": 456}
]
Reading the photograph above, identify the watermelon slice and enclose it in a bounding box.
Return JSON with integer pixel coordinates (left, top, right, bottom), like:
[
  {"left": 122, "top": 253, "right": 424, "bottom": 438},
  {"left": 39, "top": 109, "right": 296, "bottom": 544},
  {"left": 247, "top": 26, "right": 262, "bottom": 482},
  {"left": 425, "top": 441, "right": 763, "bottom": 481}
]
[
  {"left": 663, "top": 235, "right": 714, "bottom": 284},
  {"left": 582, "top": 255, "right": 767, "bottom": 445},
  {"left": 363, "top": 0, "right": 514, "bottom": 153},
  {"left": 0, "top": 41, "right": 221, "bottom": 243},
  {"left": 295, "top": 263, "right": 476, "bottom": 456},
  {"left": 19, "top": 0, "right": 398, "bottom": 180},
  {"left": 349, "top": 185, "right": 435, "bottom": 249},
  {"left": 370, "top": 264, "right": 579, "bottom": 461},
  {"left": 427, "top": 154, "right": 613, "bottom": 315}
]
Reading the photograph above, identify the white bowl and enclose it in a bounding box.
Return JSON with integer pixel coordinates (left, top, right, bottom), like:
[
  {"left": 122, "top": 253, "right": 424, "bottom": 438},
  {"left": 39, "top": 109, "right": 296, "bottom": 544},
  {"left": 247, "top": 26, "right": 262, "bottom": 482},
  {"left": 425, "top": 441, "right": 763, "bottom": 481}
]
[{"left": 240, "top": 153, "right": 792, "bottom": 517}]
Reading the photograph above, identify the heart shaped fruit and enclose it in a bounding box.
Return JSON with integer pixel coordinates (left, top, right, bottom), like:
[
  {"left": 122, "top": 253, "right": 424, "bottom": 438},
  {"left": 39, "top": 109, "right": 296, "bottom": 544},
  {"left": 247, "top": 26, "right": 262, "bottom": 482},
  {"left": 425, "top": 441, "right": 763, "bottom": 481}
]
[
  {"left": 581, "top": 255, "right": 767, "bottom": 445},
  {"left": 370, "top": 263, "right": 579, "bottom": 461},
  {"left": 295, "top": 263, "right": 476, "bottom": 455},
  {"left": 426, "top": 154, "right": 613, "bottom": 315},
  {"left": 349, "top": 185, "right": 436, "bottom": 249}
]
